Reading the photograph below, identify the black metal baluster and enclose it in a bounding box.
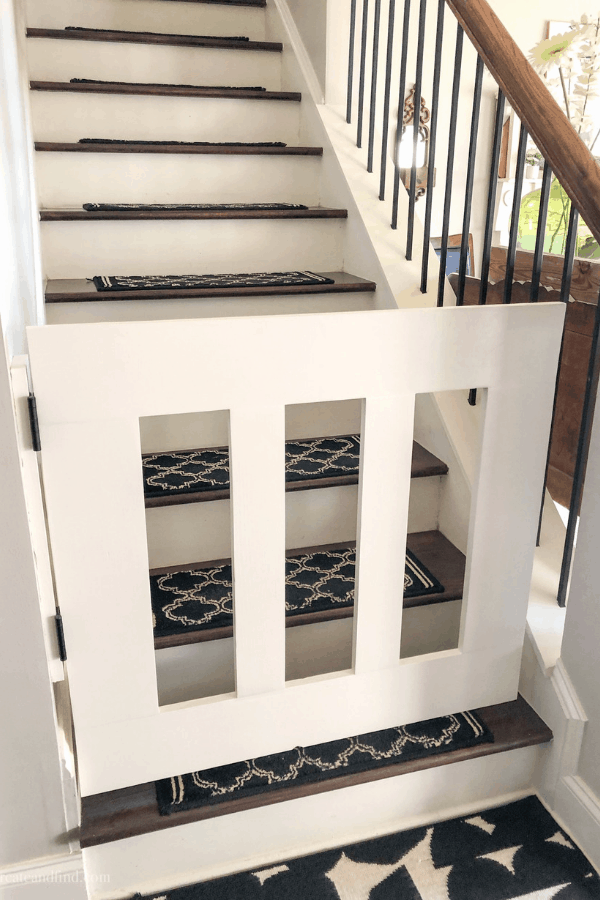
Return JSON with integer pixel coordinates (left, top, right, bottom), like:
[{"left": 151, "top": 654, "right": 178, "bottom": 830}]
[
  {"left": 560, "top": 203, "right": 579, "bottom": 303},
  {"left": 346, "top": 0, "right": 358, "bottom": 124},
  {"left": 379, "top": 0, "right": 396, "bottom": 200},
  {"left": 391, "top": 0, "right": 412, "bottom": 229},
  {"left": 420, "top": 0, "right": 445, "bottom": 291},
  {"left": 368, "top": 0, "right": 382, "bottom": 172},
  {"left": 529, "top": 161, "right": 552, "bottom": 302},
  {"left": 557, "top": 288, "right": 600, "bottom": 607},
  {"left": 357, "top": 0, "right": 370, "bottom": 148},
  {"left": 436, "top": 23, "right": 463, "bottom": 306},
  {"left": 537, "top": 205, "right": 580, "bottom": 547},
  {"left": 406, "top": 0, "right": 427, "bottom": 261},
  {"left": 456, "top": 55, "right": 484, "bottom": 305},
  {"left": 502, "top": 123, "right": 527, "bottom": 304},
  {"left": 479, "top": 90, "right": 505, "bottom": 306}
]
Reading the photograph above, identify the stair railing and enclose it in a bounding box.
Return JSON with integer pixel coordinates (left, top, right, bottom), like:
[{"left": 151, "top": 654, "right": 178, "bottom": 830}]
[{"left": 343, "top": 0, "right": 600, "bottom": 607}]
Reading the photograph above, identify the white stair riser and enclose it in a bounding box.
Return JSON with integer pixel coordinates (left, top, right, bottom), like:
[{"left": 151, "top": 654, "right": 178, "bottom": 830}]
[
  {"left": 30, "top": 93, "right": 298, "bottom": 143},
  {"left": 40, "top": 219, "right": 345, "bottom": 278},
  {"left": 145, "top": 477, "right": 441, "bottom": 568},
  {"left": 45, "top": 292, "right": 378, "bottom": 324},
  {"left": 27, "top": 40, "right": 281, "bottom": 89},
  {"left": 141, "top": 401, "right": 363, "bottom": 453},
  {"left": 156, "top": 619, "right": 355, "bottom": 706},
  {"left": 83, "top": 756, "right": 539, "bottom": 900},
  {"left": 25, "top": 0, "right": 266, "bottom": 40},
  {"left": 155, "top": 603, "right": 462, "bottom": 707},
  {"left": 35, "top": 153, "right": 321, "bottom": 207}
]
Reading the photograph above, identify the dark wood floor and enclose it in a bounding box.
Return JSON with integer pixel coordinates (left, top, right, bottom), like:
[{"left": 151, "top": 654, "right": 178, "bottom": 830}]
[{"left": 80, "top": 695, "right": 552, "bottom": 848}]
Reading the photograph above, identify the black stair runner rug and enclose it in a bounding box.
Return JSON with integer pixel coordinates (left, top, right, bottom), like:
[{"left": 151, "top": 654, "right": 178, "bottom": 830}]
[
  {"left": 64, "top": 26, "right": 249, "bottom": 40},
  {"left": 78, "top": 138, "right": 287, "bottom": 147},
  {"left": 70, "top": 78, "right": 266, "bottom": 90},
  {"left": 151, "top": 545, "right": 444, "bottom": 641},
  {"left": 93, "top": 271, "right": 335, "bottom": 292},
  {"left": 132, "top": 796, "right": 600, "bottom": 897},
  {"left": 143, "top": 434, "right": 359, "bottom": 498},
  {"left": 155, "top": 710, "right": 491, "bottom": 816},
  {"left": 82, "top": 202, "right": 308, "bottom": 211}
]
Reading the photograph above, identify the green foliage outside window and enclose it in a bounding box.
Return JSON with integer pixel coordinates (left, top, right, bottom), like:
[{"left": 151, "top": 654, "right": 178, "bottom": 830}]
[{"left": 518, "top": 179, "right": 600, "bottom": 259}]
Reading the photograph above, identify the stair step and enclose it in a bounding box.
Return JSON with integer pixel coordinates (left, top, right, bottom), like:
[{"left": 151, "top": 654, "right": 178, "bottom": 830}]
[
  {"left": 30, "top": 81, "right": 300, "bottom": 101},
  {"left": 35, "top": 141, "right": 322, "bottom": 156},
  {"left": 151, "top": 530, "right": 465, "bottom": 650},
  {"left": 45, "top": 271, "right": 375, "bottom": 302},
  {"left": 160, "top": 0, "right": 266, "bottom": 6},
  {"left": 142, "top": 437, "right": 448, "bottom": 508},
  {"left": 25, "top": 0, "right": 266, "bottom": 42},
  {"left": 40, "top": 207, "right": 348, "bottom": 221},
  {"left": 26, "top": 27, "right": 282, "bottom": 52},
  {"left": 79, "top": 695, "right": 552, "bottom": 848},
  {"left": 30, "top": 94, "right": 298, "bottom": 144}
]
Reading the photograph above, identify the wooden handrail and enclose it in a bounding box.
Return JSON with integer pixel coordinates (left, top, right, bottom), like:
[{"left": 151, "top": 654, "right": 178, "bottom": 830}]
[{"left": 446, "top": 0, "right": 600, "bottom": 247}]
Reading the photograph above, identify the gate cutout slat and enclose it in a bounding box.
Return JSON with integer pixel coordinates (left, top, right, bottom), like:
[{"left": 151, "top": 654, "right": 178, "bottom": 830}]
[
  {"left": 354, "top": 393, "right": 414, "bottom": 672},
  {"left": 230, "top": 404, "right": 286, "bottom": 697}
]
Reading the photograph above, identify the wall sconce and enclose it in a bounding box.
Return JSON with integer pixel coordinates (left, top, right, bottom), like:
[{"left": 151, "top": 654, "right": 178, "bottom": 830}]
[{"left": 396, "top": 87, "right": 433, "bottom": 199}]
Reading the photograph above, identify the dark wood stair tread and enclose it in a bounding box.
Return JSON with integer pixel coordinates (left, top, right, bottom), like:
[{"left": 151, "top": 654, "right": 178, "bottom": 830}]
[
  {"left": 152, "top": 531, "right": 465, "bottom": 650},
  {"left": 40, "top": 207, "right": 348, "bottom": 221},
  {"left": 30, "top": 82, "right": 300, "bottom": 101},
  {"left": 26, "top": 28, "right": 282, "bottom": 52},
  {"left": 44, "top": 271, "right": 375, "bottom": 303},
  {"left": 141, "top": 436, "right": 448, "bottom": 509},
  {"left": 79, "top": 695, "right": 552, "bottom": 848},
  {"left": 35, "top": 142, "right": 323, "bottom": 156}
]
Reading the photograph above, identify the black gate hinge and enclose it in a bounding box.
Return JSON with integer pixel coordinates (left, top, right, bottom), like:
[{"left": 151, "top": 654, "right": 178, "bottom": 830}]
[
  {"left": 27, "top": 393, "right": 41, "bottom": 452},
  {"left": 54, "top": 608, "right": 67, "bottom": 662}
]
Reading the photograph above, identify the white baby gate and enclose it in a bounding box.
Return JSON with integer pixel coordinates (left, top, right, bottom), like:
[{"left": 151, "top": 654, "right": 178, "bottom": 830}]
[{"left": 27, "top": 302, "right": 563, "bottom": 797}]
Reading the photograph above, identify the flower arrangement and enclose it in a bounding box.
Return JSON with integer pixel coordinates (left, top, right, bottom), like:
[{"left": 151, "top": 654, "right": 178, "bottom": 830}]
[
  {"left": 529, "top": 16, "right": 600, "bottom": 151},
  {"left": 519, "top": 17, "right": 600, "bottom": 260}
]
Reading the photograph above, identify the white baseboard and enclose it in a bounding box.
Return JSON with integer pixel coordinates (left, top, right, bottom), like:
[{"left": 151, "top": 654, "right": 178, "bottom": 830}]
[
  {"left": 554, "top": 775, "right": 600, "bottom": 874},
  {"left": 0, "top": 855, "right": 87, "bottom": 900}
]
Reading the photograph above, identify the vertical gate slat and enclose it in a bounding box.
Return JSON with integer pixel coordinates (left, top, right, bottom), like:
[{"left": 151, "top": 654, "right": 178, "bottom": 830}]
[
  {"left": 229, "top": 405, "right": 286, "bottom": 697},
  {"left": 353, "top": 394, "right": 414, "bottom": 673}
]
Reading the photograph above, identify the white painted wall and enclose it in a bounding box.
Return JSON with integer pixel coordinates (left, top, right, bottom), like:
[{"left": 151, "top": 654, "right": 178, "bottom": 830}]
[
  {"left": 0, "top": 0, "right": 70, "bottom": 877},
  {"left": 286, "top": 0, "right": 327, "bottom": 94},
  {"left": 0, "top": 0, "right": 44, "bottom": 355},
  {"left": 0, "top": 322, "right": 68, "bottom": 870},
  {"left": 560, "top": 386, "right": 600, "bottom": 802}
]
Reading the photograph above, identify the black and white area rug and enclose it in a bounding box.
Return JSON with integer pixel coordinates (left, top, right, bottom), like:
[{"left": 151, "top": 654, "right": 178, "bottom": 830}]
[
  {"left": 142, "top": 434, "right": 359, "bottom": 498},
  {"left": 92, "top": 271, "right": 335, "bottom": 292},
  {"left": 78, "top": 139, "right": 288, "bottom": 147},
  {"left": 70, "top": 78, "right": 267, "bottom": 90},
  {"left": 132, "top": 796, "right": 600, "bottom": 897},
  {"left": 155, "top": 711, "right": 491, "bottom": 817},
  {"left": 82, "top": 203, "right": 309, "bottom": 212},
  {"left": 150, "top": 545, "right": 444, "bottom": 640},
  {"left": 64, "top": 26, "right": 250, "bottom": 40}
]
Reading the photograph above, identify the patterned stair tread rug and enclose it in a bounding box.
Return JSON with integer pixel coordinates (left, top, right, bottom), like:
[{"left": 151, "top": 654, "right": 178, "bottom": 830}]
[
  {"left": 92, "top": 271, "right": 335, "bottom": 292},
  {"left": 78, "top": 139, "right": 287, "bottom": 147},
  {"left": 142, "top": 434, "right": 359, "bottom": 497},
  {"left": 155, "top": 711, "right": 492, "bottom": 817},
  {"left": 150, "top": 545, "right": 444, "bottom": 641},
  {"left": 64, "top": 26, "right": 250, "bottom": 40},
  {"left": 82, "top": 203, "right": 309, "bottom": 211},
  {"left": 70, "top": 78, "right": 267, "bottom": 90},
  {"left": 132, "top": 796, "right": 600, "bottom": 897}
]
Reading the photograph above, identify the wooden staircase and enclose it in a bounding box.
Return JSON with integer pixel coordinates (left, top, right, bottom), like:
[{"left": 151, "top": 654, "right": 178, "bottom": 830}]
[{"left": 22, "top": 0, "right": 558, "bottom": 894}]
